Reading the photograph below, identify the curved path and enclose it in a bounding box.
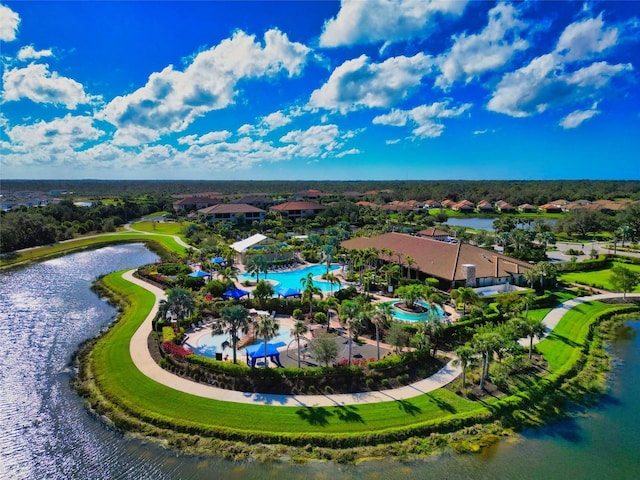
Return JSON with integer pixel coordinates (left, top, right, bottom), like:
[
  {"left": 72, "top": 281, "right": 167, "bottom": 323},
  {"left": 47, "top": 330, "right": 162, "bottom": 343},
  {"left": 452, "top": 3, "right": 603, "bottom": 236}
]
[{"left": 125, "top": 269, "right": 639, "bottom": 407}]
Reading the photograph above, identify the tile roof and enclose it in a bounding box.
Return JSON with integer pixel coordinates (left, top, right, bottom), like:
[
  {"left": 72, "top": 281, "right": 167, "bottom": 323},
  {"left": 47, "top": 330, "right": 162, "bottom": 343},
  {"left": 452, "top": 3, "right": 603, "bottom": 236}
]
[
  {"left": 341, "top": 232, "right": 532, "bottom": 282},
  {"left": 198, "top": 203, "right": 265, "bottom": 214},
  {"left": 270, "top": 201, "right": 326, "bottom": 211}
]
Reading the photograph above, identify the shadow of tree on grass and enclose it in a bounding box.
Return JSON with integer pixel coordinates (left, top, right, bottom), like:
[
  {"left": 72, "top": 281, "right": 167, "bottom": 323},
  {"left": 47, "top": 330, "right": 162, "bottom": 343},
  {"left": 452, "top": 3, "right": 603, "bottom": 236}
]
[{"left": 295, "top": 407, "right": 333, "bottom": 426}]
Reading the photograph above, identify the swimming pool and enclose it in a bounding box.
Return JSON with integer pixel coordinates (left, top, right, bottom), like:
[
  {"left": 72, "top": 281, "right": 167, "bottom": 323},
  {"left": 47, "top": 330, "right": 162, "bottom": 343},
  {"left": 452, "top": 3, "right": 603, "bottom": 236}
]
[
  {"left": 189, "top": 323, "right": 295, "bottom": 359},
  {"left": 239, "top": 263, "right": 342, "bottom": 294},
  {"left": 386, "top": 300, "right": 445, "bottom": 322}
]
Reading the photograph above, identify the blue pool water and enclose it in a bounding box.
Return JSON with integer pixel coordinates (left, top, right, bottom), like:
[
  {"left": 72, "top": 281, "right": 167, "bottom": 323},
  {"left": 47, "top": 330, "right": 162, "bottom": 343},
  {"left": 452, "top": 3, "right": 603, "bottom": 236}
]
[
  {"left": 387, "top": 300, "right": 445, "bottom": 322},
  {"left": 239, "top": 264, "right": 342, "bottom": 294},
  {"left": 190, "top": 327, "right": 294, "bottom": 359}
]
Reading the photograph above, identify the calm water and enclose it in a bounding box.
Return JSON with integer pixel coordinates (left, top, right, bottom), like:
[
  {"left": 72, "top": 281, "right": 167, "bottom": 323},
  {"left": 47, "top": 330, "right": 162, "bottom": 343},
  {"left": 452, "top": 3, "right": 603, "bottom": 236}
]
[{"left": 1, "top": 244, "right": 638, "bottom": 479}]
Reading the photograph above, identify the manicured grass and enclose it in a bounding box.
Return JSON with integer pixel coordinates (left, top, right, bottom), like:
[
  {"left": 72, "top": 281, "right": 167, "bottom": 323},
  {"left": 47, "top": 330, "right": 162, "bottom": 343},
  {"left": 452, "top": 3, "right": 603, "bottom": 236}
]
[
  {"left": 86, "top": 272, "right": 636, "bottom": 448},
  {"left": 559, "top": 262, "right": 640, "bottom": 292},
  {"left": 92, "top": 271, "right": 485, "bottom": 436},
  {"left": 129, "top": 220, "right": 190, "bottom": 237},
  {"left": 536, "top": 301, "right": 628, "bottom": 372},
  {"left": 0, "top": 232, "right": 189, "bottom": 269}
]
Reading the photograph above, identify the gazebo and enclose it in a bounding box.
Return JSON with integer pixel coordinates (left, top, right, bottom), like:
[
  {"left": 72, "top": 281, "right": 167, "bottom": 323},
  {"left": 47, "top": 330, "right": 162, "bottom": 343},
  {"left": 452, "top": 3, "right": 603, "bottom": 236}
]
[
  {"left": 277, "top": 287, "right": 302, "bottom": 298},
  {"left": 245, "top": 343, "right": 284, "bottom": 368},
  {"left": 222, "top": 288, "right": 250, "bottom": 300}
]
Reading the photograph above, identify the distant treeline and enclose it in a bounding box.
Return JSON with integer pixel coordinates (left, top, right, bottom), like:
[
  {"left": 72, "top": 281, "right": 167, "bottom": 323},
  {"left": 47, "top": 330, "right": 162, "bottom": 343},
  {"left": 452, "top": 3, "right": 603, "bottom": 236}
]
[{"left": 2, "top": 179, "right": 639, "bottom": 204}]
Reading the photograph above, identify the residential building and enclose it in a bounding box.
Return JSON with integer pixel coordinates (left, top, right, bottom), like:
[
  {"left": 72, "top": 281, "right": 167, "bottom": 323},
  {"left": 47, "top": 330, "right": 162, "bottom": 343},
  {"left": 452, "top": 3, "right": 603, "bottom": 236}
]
[
  {"left": 269, "top": 201, "right": 326, "bottom": 219},
  {"left": 198, "top": 203, "right": 265, "bottom": 224}
]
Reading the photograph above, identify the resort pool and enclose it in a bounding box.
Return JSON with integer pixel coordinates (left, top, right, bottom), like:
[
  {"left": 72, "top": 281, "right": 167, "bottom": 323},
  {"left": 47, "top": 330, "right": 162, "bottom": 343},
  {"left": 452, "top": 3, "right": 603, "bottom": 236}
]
[
  {"left": 239, "top": 263, "right": 342, "bottom": 294},
  {"left": 386, "top": 300, "right": 446, "bottom": 322},
  {"left": 188, "top": 322, "right": 295, "bottom": 359}
]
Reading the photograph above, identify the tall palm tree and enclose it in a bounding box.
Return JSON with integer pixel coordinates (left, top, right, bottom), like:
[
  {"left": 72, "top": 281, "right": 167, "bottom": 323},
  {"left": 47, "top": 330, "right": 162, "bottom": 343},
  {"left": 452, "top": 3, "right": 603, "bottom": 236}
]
[
  {"left": 324, "top": 296, "right": 340, "bottom": 330},
  {"left": 246, "top": 254, "right": 267, "bottom": 281},
  {"left": 324, "top": 272, "right": 341, "bottom": 295},
  {"left": 340, "top": 300, "right": 360, "bottom": 366},
  {"left": 454, "top": 344, "right": 475, "bottom": 390},
  {"left": 220, "top": 304, "right": 249, "bottom": 364},
  {"left": 405, "top": 255, "right": 415, "bottom": 280},
  {"left": 254, "top": 314, "right": 279, "bottom": 368},
  {"left": 380, "top": 262, "right": 401, "bottom": 293},
  {"left": 290, "top": 320, "right": 308, "bottom": 368},
  {"left": 301, "top": 272, "right": 323, "bottom": 316},
  {"left": 520, "top": 317, "right": 546, "bottom": 359},
  {"left": 373, "top": 302, "right": 393, "bottom": 360},
  {"left": 472, "top": 328, "right": 502, "bottom": 390}
]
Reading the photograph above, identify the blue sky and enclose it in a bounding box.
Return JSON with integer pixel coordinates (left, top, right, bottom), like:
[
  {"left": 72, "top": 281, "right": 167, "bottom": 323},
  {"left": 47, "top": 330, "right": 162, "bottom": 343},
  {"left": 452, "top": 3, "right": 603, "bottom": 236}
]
[{"left": 1, "top": 1, "right": 638, "bottom": 181}]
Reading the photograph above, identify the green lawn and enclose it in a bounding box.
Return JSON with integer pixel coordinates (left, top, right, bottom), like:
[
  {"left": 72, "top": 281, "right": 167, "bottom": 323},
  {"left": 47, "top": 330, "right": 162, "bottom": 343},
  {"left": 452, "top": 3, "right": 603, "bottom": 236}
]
[
  {"left": 559, "top": 262, "right": 640, "bottom": 292},
  {"left": 86, "top": 271, "right": 636, "bottom": 443},
  {"left": 92, "top": 271, "right": 486, "bottom": 437},
  {"left": 536, "top": 301, "right": 627, "bottom": 372},
  {"left": 129, "top": 220, "right": 190, "bottom": 236}
]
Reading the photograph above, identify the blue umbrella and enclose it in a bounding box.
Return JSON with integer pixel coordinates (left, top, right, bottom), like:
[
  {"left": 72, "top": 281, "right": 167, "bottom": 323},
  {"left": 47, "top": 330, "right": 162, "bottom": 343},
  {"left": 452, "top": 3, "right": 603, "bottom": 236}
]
[
  {"left": 211, "top": 257, "right": 226, "bottom": 264},
  {"left": 222, "top": 288, "right": 250, "bottom": 300},
  {"left": 278, "top": 287, "right": 302, "bottom": 298},
  {"left": 188, "top": 271, "right": 210, "bottom": 278}
]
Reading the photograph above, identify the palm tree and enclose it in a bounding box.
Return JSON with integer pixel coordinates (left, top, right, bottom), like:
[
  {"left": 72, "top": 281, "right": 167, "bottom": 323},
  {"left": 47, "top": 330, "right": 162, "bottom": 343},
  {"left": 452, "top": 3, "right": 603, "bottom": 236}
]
[
  {"left": 290, "top": 320, "right": 308, "bottom": 368},
  {"left": 340, "top": 300, "right": 360, "bottom": 366},
  {"left": 301, "top": 272, "right": 323, "bottom": 316},
  {"left": 164, "top": 287, "right": 196, "bottom": 324},
  {"left": 405, "top": 255, "right": 415, "bottom": 280},
  {"left": 324, "top": 296, "right": 340, "bottom": 330},
  {"left": 519, "top": 317, "right": 547, "bottom": 359},
  {"left": 454, "top": 344, "right": 475, "bottom": 390},
  {"left": 219, "top": 266, "right": 238, "bottom": 286},
  {"left": 321, "top": 244, "right": 336, "bottom": 274},
  {"left": 220, "top": 304, "right": 249, "bottom": 364},
  {"left": 254, "top": 314, "right": 279, "bottom": 368},
  {"left": 246, "top": 254, "right": 267, "bottom": 281},
  {"left": 324, "top": 272, "right": 341, "bottom": 295},
  {"left": 380, "top": 262, "right": 401, "bottom": 293},
  {"left": 472, "top": 328, "right": 502, "bottom": 390},
  {"left": 523, "top": 268, "right": 540, "bottom": 290},
  {"left": 396, "top": 284, "right": 426, "bottom": 310},
  {"left": 451, "top": 286, "right": 479, "bottom": 315},
  {"left": 372, "top": 302, "right": 393, "bottom": 360}
]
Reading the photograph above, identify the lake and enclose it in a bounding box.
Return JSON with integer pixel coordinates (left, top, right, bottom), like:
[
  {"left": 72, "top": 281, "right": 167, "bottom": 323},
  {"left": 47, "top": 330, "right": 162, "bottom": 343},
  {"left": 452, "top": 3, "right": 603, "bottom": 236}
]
[{"left": 0, "top": 244, "right": 637, "bottom": 479}]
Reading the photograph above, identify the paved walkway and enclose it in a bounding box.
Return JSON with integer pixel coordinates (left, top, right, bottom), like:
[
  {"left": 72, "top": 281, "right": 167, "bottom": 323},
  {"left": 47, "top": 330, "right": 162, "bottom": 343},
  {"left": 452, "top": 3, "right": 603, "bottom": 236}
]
[{"left": 124, "top": 269, "right": 639, "bottom": 407}]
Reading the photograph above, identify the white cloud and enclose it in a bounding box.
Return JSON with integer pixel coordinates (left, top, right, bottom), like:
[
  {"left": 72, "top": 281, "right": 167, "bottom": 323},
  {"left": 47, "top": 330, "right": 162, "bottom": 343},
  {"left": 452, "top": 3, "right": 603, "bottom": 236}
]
[
  {"left": 487, "top": 53, "right": 632, "bottom": 117},
  {"left": 373, "top": 101, "right": 471, "bottom": 138},
  {"left": 336, "top": 148, "right": 360, "bottom": 158},
  {"left": 309, "top": 53, "right": 433, "bottom": 113},
  {"left": 280, "top": 124, "right": 345, "bottom": 158},
  {"left": 259, "top": 111, "right": 292, "bottom": 132},
  {"left": 100, "top": 29, "right": 310, "bottom": 145},
  {"left": 436, "top": 2, "right": 530, "bottom": 89},
  {"left": 178, "top": 130, "right": 232, "bottom": 145},
  {"left": 559, "top": 106, "right": 600, "bottom": 129},
  {"left": 487, "top": 11, "right": 633, "bottom": 119},
  {"left": 2, "top": 63, "right": 94, "bottom": 109},
  {"left": 6, "top": 114, "right": 103, "bottom": 150},
  {"left": 555, "top": 13, "right": 618, "bottom": 62},
  {"left": 17, "top": 45, "right": 53, "bottom": 61},
  {"left": 319, "top": 0, "right": 468, "bottom": 48},
  {"left": 0, "top": 4, "right": 20, "bottom": 42}
]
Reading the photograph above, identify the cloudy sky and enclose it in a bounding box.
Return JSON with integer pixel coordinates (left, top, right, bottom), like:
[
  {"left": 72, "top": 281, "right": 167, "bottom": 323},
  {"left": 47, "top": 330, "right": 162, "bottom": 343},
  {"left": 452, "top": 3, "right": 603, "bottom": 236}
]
[{"left": 1, "top": 1, "right": 638, "bottom": 180}]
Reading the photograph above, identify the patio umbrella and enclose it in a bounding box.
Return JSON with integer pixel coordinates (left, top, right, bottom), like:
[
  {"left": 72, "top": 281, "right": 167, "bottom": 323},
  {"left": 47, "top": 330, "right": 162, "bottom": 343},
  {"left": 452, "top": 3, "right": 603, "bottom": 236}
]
[
  {"left": 211, "top": 257, "right": 226, "bottom": 264},
  {"left": 222, "top": 288, "right": 250, "bottom": 300},
  {"left": 188, "top": 271, "right": 210, "bottom": 278},
  {"left": 278, "top": 287, "right": 302, "bottom": 298}
]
